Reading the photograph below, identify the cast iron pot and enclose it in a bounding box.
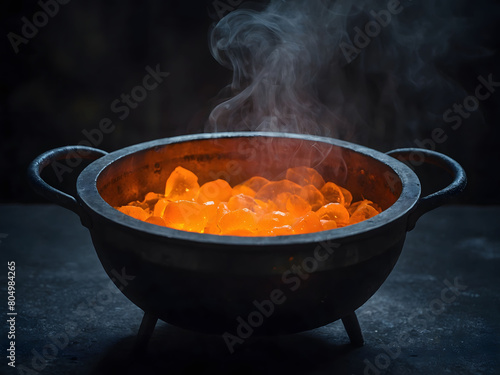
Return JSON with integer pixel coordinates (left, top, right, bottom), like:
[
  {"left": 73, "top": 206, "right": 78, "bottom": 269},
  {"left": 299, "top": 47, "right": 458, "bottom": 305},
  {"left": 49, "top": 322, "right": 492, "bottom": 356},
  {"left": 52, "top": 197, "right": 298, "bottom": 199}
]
[{"left": 28, "top": 132, "right": 466, "bottom": 347}]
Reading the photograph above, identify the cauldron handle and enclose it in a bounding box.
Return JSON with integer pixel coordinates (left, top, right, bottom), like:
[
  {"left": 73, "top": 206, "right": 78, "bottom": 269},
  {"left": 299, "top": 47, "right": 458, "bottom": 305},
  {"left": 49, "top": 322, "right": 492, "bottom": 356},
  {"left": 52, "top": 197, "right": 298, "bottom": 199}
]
[
  {"left": 386, "top": 148, "right": 467, "bottom": 230},
  {"left": 28, "top": 146, "right": 108, "bottom": 223}
]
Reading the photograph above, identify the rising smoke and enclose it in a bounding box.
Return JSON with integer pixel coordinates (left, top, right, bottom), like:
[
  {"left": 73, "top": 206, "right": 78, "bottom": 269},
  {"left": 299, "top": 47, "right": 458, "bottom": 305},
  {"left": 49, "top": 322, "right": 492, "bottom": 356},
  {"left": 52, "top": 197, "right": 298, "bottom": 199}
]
[{"left": 207, "top": 0, "right": 490, "bottom": 148}]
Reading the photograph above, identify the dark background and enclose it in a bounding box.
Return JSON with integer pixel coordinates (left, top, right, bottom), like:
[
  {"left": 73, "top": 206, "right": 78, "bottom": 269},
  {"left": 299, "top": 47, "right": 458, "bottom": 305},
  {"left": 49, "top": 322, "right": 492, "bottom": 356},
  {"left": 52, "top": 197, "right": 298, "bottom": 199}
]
[{"left": 1, "top": 0, "right": 499, "bottom": 204}]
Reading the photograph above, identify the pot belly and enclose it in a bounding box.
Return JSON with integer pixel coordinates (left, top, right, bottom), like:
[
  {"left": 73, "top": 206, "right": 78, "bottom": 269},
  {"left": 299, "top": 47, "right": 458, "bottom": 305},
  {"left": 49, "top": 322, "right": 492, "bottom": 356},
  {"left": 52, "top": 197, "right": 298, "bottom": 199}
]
[{"left": 88, "top": 217, "right": 406, "bottom": 335}]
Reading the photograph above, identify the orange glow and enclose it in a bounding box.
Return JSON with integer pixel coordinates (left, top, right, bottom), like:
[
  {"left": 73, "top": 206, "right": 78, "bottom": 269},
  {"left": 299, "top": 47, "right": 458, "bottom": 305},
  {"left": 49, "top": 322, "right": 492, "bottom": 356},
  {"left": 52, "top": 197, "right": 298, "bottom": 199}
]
[{"left": 115, "top": 166, "right": 382, "bottom": 236}]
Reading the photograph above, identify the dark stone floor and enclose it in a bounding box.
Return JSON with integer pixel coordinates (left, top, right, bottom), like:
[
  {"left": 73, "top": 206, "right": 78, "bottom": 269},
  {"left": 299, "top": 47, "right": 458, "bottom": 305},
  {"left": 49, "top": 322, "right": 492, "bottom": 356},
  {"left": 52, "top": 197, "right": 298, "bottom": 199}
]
[{"left": 0, "top": 204, "right": 499, "bottom": 375}]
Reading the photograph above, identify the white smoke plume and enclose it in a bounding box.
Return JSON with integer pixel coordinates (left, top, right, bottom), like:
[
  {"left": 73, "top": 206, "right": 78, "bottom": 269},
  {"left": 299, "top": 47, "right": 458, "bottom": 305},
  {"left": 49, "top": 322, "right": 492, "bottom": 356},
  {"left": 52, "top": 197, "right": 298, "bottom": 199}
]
[{"left": 207, "top": 0, "right": 491, "bottom": 147}]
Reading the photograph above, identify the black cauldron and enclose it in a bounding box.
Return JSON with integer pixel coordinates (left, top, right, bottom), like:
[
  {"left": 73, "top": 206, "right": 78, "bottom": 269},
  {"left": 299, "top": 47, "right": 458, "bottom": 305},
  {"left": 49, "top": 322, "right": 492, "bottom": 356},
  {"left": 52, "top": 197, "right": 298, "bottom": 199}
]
[{"left": 28, "top": 132, "right": 466, "bottom": 348}]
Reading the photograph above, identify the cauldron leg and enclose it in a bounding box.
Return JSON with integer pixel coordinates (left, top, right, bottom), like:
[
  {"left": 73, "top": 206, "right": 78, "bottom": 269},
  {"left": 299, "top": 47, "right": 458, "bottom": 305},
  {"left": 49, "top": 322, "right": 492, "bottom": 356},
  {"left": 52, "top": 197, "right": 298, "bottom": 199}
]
[
  {"left": 133, "top": 312, "right": 158, "bottom": 353},
  {"left": 341, "top": 312, "right": 364, "bottom": 347}
]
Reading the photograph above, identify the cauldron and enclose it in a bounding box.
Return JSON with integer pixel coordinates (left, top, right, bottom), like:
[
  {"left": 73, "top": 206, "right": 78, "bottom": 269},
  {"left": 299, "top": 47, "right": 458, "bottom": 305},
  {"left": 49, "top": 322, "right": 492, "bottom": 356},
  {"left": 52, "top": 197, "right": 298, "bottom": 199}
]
[{"left": 28, "top": 132, "right": 466, "bottom": 348}]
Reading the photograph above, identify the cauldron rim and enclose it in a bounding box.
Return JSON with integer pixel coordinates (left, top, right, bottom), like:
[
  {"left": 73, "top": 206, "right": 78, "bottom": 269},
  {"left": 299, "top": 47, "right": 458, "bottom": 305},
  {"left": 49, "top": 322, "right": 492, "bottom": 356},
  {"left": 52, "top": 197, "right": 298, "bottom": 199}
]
[{"left": 76, "top": 132, "right": 420, "bottom": 246}]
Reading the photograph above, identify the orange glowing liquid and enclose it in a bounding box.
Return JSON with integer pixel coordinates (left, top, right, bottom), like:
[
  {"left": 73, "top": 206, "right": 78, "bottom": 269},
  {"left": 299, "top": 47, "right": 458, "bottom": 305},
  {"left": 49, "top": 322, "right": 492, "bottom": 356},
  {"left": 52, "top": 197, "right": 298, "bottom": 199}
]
[{"left": 116, "top": 166, "right": 382, "bottom": 236}]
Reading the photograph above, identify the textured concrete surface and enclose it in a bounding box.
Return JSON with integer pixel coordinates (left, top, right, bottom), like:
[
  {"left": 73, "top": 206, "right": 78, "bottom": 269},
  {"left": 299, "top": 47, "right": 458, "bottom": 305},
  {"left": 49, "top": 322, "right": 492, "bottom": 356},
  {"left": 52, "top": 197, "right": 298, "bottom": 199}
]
[{"left": 0, "top": 204, "right": 499, "bottom": 374}]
